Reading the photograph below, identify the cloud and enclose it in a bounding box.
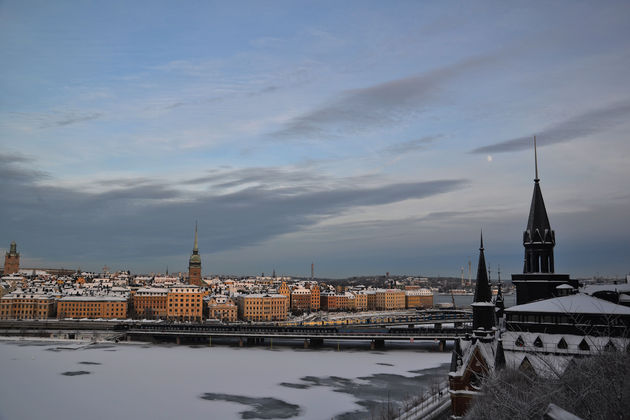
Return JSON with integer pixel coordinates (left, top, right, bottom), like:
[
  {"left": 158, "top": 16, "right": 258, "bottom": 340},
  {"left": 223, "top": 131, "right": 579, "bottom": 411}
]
[
  {"left": 273, "top": 54, "right": 497, "bottom": 139},
  {"left": 0, "top": 158, "right": 467, "bottom": 264},
  {"left": 471, "top": 101, "right": 630, "bottom": 154},
  {"left": 382, "top": 135, "right": 441, "bottom": 155}
]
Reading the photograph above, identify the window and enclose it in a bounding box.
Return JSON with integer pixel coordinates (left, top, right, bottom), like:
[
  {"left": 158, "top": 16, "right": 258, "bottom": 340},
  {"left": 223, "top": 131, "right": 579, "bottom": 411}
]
[
  {"left": 557, "top": 338, "right": 568, "bottom": 349},
  {"left": 515, "top": 336, "right": 525, "bottom": 347},
  {"left": 578, "top": 339, "right": 590, "bottom": 351}
]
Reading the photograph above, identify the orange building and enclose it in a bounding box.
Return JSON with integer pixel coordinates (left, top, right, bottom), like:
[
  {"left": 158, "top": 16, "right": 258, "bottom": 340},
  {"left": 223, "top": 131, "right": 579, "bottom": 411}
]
[
  {"left": 207, "top": 297, "right": 238, "bottom": 322},
  {"left": 375, "top": 289, "right": 406, "bottom": 310},
  {"left": 57, "top": 296, "right": 128, "bottom": 319},
  {"left": 320, "top": 292, "right": 338, "bottom": 311},
  {"left": 366, "top": 291, "right": 377, "bottom": 310},
  {"left": 405, "top": 289, "right": 434, "bottom": 309},
  {"left": 0, "top": 291, "right": 55, "bottom": 319},
  {"left": 237, "top": 294, "right": 288, "bottom": 322},
  {"left": 133, "top": 287, "right": 168, "bottom": 319},
  {"left": 3, "top": 241, "right": 20, "bottom": 275},
  {"left": 167, "top": 285, "right": 203, "bottom": 322},
  {"left": 309, "top": 284, "right": 320, "bottom": 311},
  {"left": 290, "top": 287, "right": 311, "bottom": 312}
]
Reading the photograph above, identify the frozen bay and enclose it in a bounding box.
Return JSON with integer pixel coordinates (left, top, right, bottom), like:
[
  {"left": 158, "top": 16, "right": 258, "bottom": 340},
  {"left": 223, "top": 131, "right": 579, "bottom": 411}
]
[{"left": 0, "top": 338, "right": 451, "bottom": 419}]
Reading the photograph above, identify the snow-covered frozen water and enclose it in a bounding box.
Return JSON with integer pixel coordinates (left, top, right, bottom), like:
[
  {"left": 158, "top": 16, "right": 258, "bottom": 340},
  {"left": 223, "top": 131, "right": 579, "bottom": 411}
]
[{"left": 0, "top": 338, "right": 451, "bottom": 420}]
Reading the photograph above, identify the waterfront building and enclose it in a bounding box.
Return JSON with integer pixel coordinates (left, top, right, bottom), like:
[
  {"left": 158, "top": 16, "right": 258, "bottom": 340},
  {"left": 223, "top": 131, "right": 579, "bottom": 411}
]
[
  {"left": 448, "top": 141, "right": 630, "bottom": 418},
  {"left": 188, "top": 223, "right": 202, "bottom": 287},
  {"left": 207, "top": 296, "right": 238, "bottom": 323},
  {"left": 57, "top": 295, "right": 128, "bottom": 319},
  {"left": 375, "top": 289, "right": 406, "bottom": 310},
  {"left": 3, "top": 241, "right": 20, "bottom": 275},
  {"left": 167, "top": 284, "right": 203, "bottom": 322},
  {"left": 448, "top": 234, "right": 502, "bottom": 418},
  {"left": 0, "top": 290, "right": 55, "bottom": 319},
  {"left": 237, "top": 294, "right": 288, "bottom": 322},
  {"left": 405, "top": 289, "right": 433, "bottom": 309},
  {"left": 133, "top": 287, "right": 168, "bottom": 319},
  {"left": 320, "top": 292, "right": 338, "bottom": 311},
  {"left": 290, "top": 287, "right": 311, "bottom": 312},
  {"left": 354, "top": 292, "right": 368, "bottom": 311},
  {"left": 309, "top": 283, "right": 320, "bottom": 311}
]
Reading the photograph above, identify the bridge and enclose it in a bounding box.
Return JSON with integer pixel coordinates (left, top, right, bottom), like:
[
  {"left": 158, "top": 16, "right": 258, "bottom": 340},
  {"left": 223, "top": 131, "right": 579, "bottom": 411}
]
[
  {"left": 282, "top": 309, "right": 472, "bottom": 327},
  {"left": 0, "top": 318, "right": 472, "bottom": 350}
]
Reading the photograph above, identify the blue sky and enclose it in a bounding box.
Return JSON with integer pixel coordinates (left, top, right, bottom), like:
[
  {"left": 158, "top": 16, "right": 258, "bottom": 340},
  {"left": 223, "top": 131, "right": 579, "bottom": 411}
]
[{"left": 1, "top": 1, "right": 629, "bottom": 278}]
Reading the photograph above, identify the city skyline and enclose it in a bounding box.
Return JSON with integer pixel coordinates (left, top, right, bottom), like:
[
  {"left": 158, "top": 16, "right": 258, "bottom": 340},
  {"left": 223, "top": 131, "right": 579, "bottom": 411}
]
[{"left": 2, "top": 1, "right": 630, "bottom": 277}]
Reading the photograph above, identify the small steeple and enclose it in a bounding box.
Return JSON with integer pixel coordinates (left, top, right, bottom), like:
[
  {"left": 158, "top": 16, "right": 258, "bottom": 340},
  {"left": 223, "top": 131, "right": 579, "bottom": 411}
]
[
  {"left": 474, "top": 231, "right": 492, "bottom": 303},
  {"left": 472, "top": 231, "right": 495, "bottom": 332},
  {"left": 523, "top": 136, "right": 555, "bottom": 273},
  {"left": 495, "top": 339, "right": 506, "bottom": 370}
]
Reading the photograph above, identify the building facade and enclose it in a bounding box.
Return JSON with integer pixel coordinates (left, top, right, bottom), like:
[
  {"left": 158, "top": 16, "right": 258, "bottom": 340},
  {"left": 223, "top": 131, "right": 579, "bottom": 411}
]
[
  {"left": 133, "top": 287, "right": 168, "bottom": 319},
  {"left": 237, "top": 294, "right": 288, "bottom": 322},
  {"left": 57, "top": 296, "right": 128, "bottom": 319},
  {"left": 167, "top": 285, "right": 203, "bottom": 321},
  {"left": 0, "top": 291, "right": 55, "bottom": 319}
]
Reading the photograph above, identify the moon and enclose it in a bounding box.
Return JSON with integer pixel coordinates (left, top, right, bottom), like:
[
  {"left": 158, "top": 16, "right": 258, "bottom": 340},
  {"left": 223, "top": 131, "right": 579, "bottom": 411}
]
[{"left": 487, "top": 155, "right": 493, "bottom": 162}]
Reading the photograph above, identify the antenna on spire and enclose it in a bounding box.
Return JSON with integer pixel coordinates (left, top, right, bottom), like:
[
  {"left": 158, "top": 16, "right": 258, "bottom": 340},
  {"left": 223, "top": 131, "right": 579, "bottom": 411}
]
[
  {"left": 534, "top": 135, "right": 539, "bottom": 182},
  {"left": 193, "top": 220, "right": 199, "bottom": 251},
  {"left": 480, "top": 230, "right": 484, "bottom": 250}
]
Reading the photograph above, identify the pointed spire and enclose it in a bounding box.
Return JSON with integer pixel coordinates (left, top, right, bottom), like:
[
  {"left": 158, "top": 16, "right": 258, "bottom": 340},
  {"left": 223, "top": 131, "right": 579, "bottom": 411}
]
[
  {"left": 480, "top": 230, "right": 484, "bottom": 251},
  {"left": 474, "top": 231, "right": 492, "bottom": 303},
  {"left": 534, "top": 135, "right": 539, "bottom": 182},
  {"left": 495, "top": 339, "right": 506, "bottom": 370},
  {"left": 193, "top": 220, "right": 199, "bottom": 252}
]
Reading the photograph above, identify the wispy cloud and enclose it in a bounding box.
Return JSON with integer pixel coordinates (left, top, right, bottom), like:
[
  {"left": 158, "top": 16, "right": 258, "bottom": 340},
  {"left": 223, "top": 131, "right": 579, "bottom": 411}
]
[
  {"left": 382, "top": 135, "right": 441, "bottom": 155},
  {"left": 273, "top": 54, "right": 498, "bottom": 139},
  {"left": 0, "top": 157, "right": 468, "bottom": 261},
  {"left": 471, "top": 101, "right": 630, "bottom": 154}
]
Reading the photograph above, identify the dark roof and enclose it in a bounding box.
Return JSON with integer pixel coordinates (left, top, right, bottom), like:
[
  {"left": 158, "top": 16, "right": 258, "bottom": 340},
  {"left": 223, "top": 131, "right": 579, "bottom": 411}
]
[
  {"left": 495, "top": 339, "right": 506, "bottom": 370},
  {"left": 524, "top": 181, "right": 554, "bottom": 244},
  {"left": 473, "top": 233, "right": 492, "bottom": 303}
]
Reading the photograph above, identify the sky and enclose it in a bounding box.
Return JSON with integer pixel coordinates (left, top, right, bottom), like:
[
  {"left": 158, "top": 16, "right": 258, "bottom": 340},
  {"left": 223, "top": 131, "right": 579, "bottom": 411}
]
[{"left": 1, "top": 1, "right": 629, "bottom": 278}]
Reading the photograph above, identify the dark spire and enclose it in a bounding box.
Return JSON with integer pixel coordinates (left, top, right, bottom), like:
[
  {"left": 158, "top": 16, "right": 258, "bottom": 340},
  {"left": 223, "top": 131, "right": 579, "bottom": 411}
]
[
  {"left": 450, "top": 338, "right": 463, "bottom": 372},
  {"left": 472, "top": 231, "right": 496, "bottom": 332},
  {"left": 523, "top": 137, "right": 555, "bottom": 273},
  {"left": 495, "top": 339, "right": 506, "bottom": 370},
  {"left": 474, "top": 231, "right": 492, "bottom": 303}
]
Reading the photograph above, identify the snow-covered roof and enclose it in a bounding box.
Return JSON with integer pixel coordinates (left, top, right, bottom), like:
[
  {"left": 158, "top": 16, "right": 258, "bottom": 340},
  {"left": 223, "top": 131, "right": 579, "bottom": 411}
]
[
  {"left": 59, "top": 295, "right": 127, "bottom": 302},
  {"left": 581, "top": 283, "right": 630, "bottom": 295},
  {"left": 505, "top": 293, "right": 630, "bottom": 315}
]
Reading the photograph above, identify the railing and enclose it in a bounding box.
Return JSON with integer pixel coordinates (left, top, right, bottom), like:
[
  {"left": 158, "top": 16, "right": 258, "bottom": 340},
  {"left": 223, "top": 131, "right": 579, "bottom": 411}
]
[{"left": 394, "top": 382, "right": 450, "bottom": 420}]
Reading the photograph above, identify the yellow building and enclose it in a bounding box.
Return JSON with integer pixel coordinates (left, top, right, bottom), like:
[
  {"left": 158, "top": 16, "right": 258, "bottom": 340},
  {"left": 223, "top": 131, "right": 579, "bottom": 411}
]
[
  {"left": 133, "top": 287, "right": 168, "bottom": 319},
  {"left": 57, "top": 296, "right": 127, "bottom": 319},
  {"left": 375, "top": 289, "right": 406, "bottom": 310},
  {"left": 405, "top": 289, "right": 434, "bottom": 309},
  {"left": 167, "top": 285, "right": 203, "bottom": 322},
  {"left": 0, "top": 291, "right": 55, "bottom": 319},
  {"left": 237, "top": 294, "right": 288, "bottom": 322},
  {"left": 354, "top": 292, "right": 368, "bottom": 311}
]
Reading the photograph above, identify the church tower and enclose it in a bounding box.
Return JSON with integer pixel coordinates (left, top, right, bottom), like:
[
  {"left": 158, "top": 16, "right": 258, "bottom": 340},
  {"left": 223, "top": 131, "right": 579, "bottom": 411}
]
[
  {"left": 4, "top": 241, "right": 20, "bottom": 275},
  {"left": 512, "top": 137, "right": 577, "bottom": 304},
  {"left": 188, "top": 223, "right": 202, "bottom": 286},
  {"left": 471, "top": 233, "right": 495, "bottom": 334}
]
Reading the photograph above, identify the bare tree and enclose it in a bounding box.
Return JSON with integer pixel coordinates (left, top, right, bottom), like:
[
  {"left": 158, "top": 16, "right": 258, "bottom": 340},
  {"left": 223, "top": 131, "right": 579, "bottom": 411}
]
[{"left": 465, "top": 350, "right": 630, "bottom": 420}]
